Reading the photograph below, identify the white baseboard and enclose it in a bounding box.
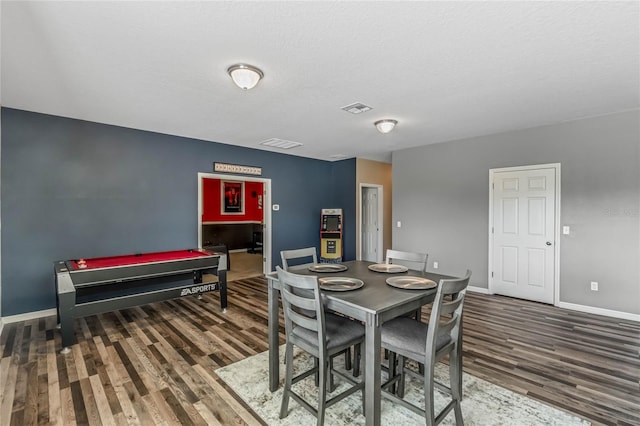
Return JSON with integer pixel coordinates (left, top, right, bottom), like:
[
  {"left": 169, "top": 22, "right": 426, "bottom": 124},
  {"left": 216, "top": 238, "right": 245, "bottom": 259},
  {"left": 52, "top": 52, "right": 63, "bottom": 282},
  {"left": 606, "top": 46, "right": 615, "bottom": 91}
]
[
  {"left": 2, "top": 308, "right": 57, "bottom": 325},
  {"left": 557, "top": 301, "right": 640, "bottom": 322},
  {"left": 467, "top": 287, "right": 638, "bottom": 322},
  {"left": 467, "top": 285, "right": 490, "bottom": 294}
]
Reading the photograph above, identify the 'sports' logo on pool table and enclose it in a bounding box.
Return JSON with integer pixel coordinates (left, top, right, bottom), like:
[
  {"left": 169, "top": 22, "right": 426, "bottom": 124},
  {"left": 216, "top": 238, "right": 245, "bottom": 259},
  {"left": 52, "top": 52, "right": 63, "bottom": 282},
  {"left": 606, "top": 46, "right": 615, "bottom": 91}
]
[{"left": 181, "top": 283, "right": 217, "bottom": 296}]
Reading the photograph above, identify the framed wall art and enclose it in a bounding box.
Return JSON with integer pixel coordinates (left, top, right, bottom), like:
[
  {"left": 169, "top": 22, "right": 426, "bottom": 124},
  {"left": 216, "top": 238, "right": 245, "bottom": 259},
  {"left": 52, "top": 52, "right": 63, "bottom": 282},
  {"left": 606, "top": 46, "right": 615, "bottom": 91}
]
[{"left": 221, "top": 180, "right": 244, "bottom": 214}]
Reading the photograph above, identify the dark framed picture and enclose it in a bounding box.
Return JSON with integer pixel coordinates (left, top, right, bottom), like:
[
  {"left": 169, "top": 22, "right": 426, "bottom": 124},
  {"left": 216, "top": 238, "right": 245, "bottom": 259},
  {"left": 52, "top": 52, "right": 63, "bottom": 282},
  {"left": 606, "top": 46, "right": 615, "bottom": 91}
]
[{"left": 222, "top": 180, "right": 244, "bottom": 214}]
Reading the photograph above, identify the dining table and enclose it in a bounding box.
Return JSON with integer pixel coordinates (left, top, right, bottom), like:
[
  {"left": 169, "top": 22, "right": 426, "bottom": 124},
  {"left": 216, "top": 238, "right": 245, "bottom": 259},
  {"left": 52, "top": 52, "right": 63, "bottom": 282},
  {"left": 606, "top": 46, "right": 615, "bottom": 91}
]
[{"left": 266, "top": 260, "right": 454, "bottom": 426}]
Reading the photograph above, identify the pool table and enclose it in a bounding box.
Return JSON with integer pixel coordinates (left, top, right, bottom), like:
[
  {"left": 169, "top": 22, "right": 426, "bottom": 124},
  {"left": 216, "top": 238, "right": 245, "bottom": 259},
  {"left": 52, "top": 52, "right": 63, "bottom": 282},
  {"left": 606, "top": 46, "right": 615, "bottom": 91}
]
[{"left": 55, "top": 248, "right": 227, "bottom": 353}]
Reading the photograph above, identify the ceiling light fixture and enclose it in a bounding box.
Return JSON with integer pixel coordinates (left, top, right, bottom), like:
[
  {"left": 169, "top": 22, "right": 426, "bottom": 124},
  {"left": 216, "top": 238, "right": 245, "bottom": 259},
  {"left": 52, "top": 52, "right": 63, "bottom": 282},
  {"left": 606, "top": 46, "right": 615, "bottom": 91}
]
[
  {"left": 227, "top": 64, "right": 264, "bottom": 90},
  {"left": 374, "top": 119, "right": 398, "bottom": 134}
]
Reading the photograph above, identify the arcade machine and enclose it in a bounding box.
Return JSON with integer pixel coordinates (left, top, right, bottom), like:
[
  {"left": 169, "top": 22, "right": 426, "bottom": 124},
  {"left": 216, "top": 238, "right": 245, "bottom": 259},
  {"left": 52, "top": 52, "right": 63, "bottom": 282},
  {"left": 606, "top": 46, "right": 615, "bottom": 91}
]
[{"left": 320, "top": 208, "right": 343, "bottom": 263}]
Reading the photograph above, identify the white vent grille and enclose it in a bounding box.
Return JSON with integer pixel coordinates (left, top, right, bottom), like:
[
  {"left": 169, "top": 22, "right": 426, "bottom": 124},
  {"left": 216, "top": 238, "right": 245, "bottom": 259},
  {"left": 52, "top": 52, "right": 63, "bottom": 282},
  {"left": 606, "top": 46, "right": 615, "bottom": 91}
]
[
  {"left": 329, "top": 154, "right": 349, "bottom": 159},
  {"left": 341, "top": 102, "right": 373, "bottom": 114},
  {"left": 259, "top": 138, "right": 303, "bottom": 149}
]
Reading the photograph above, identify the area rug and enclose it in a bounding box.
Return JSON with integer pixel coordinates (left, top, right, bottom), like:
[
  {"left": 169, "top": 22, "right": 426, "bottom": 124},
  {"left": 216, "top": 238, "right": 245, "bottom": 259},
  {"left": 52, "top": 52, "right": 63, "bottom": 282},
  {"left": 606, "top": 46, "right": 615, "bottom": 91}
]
[{"left": 215, "top": 347, "right": 589, "bottom": 425}]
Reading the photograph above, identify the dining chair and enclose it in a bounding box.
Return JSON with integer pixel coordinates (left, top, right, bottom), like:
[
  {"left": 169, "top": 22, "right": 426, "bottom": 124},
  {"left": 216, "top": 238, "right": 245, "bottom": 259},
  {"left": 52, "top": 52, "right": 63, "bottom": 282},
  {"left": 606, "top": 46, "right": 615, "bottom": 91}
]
[
  {"left": 386, "top": 249, "right": 428, "bottom": 321},
  {"left": 281, "top": 247, "right": 318, "bottom": 271},
  {"left": 381, "top": 249, "right": 430, "bottom": 369},
  {"left": 385, "top": 249, "right": 428, "bottom": 272},
  {"left": 380, "top": 270, "right": 472, "bottom": 425},
  {"left": 280, "top": 247, "right": 358, "bottom": 379},
  {"left": 276, "top": 266, "right": 365, "bottom": 425}
]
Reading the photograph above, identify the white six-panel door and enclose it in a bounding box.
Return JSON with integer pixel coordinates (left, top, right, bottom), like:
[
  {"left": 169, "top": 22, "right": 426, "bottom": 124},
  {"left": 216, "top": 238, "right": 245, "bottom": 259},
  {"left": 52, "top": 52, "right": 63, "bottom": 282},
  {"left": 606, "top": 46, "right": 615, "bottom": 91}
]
[{"left": 490, "top": 166, "right": 558, "bottom": 304}]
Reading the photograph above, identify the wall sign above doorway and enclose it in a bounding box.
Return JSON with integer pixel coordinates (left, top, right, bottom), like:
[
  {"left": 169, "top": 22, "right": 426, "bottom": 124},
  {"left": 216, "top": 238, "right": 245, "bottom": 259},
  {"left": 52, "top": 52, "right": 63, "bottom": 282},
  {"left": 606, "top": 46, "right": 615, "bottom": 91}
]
[{"left": 214, "top": 162, "right": 262, "bottom": 176}]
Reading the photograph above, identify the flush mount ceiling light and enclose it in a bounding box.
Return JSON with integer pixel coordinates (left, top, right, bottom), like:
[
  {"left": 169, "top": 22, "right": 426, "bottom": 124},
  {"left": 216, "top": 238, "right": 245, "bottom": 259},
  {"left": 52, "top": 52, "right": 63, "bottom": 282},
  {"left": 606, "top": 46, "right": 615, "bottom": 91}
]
[
  {"left": 374, "top": 119, "right": 398, "bottom": 134},
  {"left": 227, "top": 64, "right": 264, "bottom": 90}
]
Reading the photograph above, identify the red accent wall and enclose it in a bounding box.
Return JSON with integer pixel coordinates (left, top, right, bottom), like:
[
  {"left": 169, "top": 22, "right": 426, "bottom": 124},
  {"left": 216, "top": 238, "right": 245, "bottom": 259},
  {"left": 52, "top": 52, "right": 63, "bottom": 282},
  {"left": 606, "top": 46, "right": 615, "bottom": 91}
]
[{"left": 202, "top": 178, "right": 264, "bottom": 222}]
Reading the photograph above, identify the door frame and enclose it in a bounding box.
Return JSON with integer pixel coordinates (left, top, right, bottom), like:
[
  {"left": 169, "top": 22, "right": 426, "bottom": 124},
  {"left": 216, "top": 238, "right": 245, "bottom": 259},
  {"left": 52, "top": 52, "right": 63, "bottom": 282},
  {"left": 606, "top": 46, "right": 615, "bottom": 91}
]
[
  {"left": 488, "top": 163, "right": 561, "bottom": 305},
  {"left": 197, "top": 172, "right": 272, "bottom": 275},
  {"left": 357, "top": 183, "right": 384, "bottom": 263}
]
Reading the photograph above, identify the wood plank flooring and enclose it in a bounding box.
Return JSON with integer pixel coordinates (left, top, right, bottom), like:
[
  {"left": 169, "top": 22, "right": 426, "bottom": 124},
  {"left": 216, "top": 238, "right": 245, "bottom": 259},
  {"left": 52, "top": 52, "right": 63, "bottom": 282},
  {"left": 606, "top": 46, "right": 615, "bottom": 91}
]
[
  {"left": 1, "top": 277, "right": 638, "bottom": 425},
  {"left": 459, "top": 293, "right": 640, "bottom": 426}
]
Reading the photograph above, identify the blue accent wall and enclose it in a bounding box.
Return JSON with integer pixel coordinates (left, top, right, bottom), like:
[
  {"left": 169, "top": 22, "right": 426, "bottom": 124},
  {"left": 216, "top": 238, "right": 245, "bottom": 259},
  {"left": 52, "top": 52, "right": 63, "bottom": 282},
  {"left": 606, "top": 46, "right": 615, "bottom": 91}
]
[
  {"left": 330, "top": 158, "right": 357, "bottom": 260},
  {"left": 1, "top": 108, "right": 356, "bottom": 315}
]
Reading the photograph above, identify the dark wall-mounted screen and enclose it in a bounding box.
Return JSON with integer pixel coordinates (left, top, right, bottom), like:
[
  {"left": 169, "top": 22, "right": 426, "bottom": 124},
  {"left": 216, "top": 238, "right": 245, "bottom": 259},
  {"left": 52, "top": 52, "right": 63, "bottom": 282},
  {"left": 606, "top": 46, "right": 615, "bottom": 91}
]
[{"left": 326, "top": 216, "right": 340, "bottom": 231}]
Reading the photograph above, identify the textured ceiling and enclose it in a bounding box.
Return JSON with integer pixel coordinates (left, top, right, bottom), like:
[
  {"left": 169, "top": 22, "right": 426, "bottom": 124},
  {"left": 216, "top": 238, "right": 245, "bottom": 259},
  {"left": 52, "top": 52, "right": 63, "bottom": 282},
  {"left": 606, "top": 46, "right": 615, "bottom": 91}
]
[{"left": 2, "top": 1, "right": 639, "bottom": 162}]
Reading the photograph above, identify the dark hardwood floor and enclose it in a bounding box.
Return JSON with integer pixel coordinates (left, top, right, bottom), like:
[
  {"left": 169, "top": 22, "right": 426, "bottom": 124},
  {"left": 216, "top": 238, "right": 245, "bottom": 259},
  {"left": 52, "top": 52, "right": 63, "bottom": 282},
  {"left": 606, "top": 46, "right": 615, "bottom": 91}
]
[
  {"left": 459, "top": 293, "right": 640, "bottom": 426},
  {"left": 1, "top": 276, "right": 638, "bottom": 425}
]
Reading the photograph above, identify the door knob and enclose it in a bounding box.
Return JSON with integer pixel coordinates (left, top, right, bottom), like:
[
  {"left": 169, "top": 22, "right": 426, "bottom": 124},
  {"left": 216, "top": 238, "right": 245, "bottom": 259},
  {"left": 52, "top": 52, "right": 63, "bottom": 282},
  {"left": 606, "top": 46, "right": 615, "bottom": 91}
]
[{"left": 546, "top": 241, "right": 552, "bottom": 246}]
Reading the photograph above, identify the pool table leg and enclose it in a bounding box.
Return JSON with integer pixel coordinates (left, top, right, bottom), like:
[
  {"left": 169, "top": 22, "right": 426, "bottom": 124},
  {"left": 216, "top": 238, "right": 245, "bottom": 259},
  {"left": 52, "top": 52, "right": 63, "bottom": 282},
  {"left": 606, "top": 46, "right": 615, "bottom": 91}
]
[
  {"left": 56, "top": 272, "right": 77, "bottom": 354},
  {"left": 219, "top": 269, "right": 228, "bottom": 313}
]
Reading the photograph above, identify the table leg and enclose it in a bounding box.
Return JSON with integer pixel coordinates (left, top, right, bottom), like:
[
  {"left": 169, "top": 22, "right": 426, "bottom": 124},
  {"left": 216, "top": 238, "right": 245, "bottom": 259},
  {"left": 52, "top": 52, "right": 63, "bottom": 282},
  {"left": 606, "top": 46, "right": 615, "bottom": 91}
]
[
  {"left": 364, "top": 312, "right": 381, "bottom": 426},
  {"left": 218, "top": 269, "right": 228, "bottom": 312},
  {"left": 268, "top": 278, "right": 280, "bottom": 392},
  {"left": 56, "top": 271, "right": 77, "bottom": 354}
]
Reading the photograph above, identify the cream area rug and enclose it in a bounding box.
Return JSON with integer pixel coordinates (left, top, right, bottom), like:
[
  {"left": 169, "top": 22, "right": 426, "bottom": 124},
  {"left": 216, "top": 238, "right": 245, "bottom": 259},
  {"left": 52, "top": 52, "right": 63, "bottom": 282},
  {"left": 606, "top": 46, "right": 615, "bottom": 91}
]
[{"left": 215, "top": 347, "right": 589, "bottom": 425}]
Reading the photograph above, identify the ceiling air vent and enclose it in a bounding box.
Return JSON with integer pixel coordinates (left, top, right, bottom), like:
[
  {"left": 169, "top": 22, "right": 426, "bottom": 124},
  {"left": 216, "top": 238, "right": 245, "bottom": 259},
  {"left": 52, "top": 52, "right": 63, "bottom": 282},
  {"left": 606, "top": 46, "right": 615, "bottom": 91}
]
[
  {"left": 341, "top": 102, "right": 373, "bottom": 114},
  {"left": 259, "top": 138, "right": 303, "bottom": 149},
  {"left": 329, "top": 154, "right": 349, "bottom": 159}
]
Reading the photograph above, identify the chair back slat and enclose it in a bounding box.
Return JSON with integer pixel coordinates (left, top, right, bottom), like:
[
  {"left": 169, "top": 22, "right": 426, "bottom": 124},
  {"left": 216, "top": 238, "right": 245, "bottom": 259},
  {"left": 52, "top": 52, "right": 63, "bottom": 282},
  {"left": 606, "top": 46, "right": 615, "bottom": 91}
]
[
  {"left": 281, "top": 288, "right": 317, "bottom": 312},
  {"left": 385, "top": 249, "right": 428, "bottom": 272},
  {"left": 284, "top": 306, "right": 320, "bottom": 332},
  {"left": 281, "top": 288, "right": 320, "bottom": 332},
  {"left": 436, "top": 316, "right": 457, "bottom": 336},
  {"left": 439, "top": 296, "right": 464, "bottom": 317},
  {"left": 281, "top": 247, "right": 318, "bottom": 271}
]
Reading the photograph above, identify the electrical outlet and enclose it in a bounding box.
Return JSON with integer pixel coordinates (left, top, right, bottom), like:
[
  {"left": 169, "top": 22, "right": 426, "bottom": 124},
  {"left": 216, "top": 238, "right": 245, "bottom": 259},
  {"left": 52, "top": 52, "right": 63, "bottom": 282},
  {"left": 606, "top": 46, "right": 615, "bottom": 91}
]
[
  {"left": 433, "top": 261, "right": 438, "bottom": 269},
  {"left": 396, "top": 221, "right": 402, "bottom": 228},
  {"left": 590, "top": 281, "right": 598, "bottom": 291}
]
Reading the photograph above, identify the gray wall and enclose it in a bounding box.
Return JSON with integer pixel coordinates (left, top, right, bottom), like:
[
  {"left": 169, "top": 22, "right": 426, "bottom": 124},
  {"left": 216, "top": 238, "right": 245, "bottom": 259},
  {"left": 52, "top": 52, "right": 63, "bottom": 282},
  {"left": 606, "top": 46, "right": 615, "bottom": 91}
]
[
  {"left": 392, "top": 110, "right": 639, "bottom": 315},
  {"left": 1, "top": 108, "right": 357, "bottom": 316}
]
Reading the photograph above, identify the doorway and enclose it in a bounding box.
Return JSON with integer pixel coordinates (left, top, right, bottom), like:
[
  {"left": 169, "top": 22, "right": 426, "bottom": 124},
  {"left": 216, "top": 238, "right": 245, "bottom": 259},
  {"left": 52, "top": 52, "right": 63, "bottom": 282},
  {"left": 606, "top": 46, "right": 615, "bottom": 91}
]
[
  {"left": 198, "top": 172, "right": 271, "bottom": 279},
  {"left": 359, "top": 184, "right": 383, "bottom": 263},
  {"left": 488, "top": 164, "right": 560, "bottom": 304}
]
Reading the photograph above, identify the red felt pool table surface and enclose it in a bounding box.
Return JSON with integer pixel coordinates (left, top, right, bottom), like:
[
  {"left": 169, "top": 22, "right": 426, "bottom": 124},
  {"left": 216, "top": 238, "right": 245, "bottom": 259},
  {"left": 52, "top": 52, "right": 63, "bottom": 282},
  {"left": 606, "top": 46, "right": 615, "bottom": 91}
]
[{"left": 71, "top": 249, "right": 211, "bottom": 270}]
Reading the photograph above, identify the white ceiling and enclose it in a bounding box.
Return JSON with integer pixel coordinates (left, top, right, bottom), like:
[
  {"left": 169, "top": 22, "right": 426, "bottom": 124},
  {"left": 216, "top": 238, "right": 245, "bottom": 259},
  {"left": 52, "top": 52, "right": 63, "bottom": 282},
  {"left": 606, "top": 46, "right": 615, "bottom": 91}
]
[{"left": 2, "top": 1, "right": 638, "bottom": 162}]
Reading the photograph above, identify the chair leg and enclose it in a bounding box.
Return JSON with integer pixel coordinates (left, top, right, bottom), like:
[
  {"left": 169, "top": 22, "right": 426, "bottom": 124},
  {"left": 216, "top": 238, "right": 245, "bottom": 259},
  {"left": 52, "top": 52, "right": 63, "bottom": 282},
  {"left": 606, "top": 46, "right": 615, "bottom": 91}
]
[
  {"left": 360, "top": 346, "right": 366, "bottom": 413},
  {"left": 353, "top": 344, "right": 361, "bottom": 377},
  {"left": 397, "top": 355, "right": 406, "bottom": 398},
  {"left": 458, "top": 336, "right": 464, "bottom": 400},
  {"left": 450, "top": 350, "right": 464, "bottom": 425},
  {"left": 314, "top": 356, "right": 320, "bottom": 386},
  {"left": 279, "top": 343, "right": 294, "bottom": 419},
  {"left": 329, "top": 357, "right": 336, "bottom": 392},
  {"left": 317, "top": 357, "right": 329, "bottom": 426},
  {"left": 424, "top": 361, "right": 436, "bottom": 426},
  {"left": 344, "top": 347, "right": 352, "bottom": 370},
  {"left": 388, "top": 351, "right": 397, "bottom": 394}
]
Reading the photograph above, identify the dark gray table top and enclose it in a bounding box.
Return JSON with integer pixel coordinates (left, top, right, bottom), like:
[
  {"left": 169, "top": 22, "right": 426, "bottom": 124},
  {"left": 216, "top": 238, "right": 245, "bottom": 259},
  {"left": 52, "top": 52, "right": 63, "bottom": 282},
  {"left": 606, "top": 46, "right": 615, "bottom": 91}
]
[{"left": 269, "top": 260, "right": 454, "bottom": 318}]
